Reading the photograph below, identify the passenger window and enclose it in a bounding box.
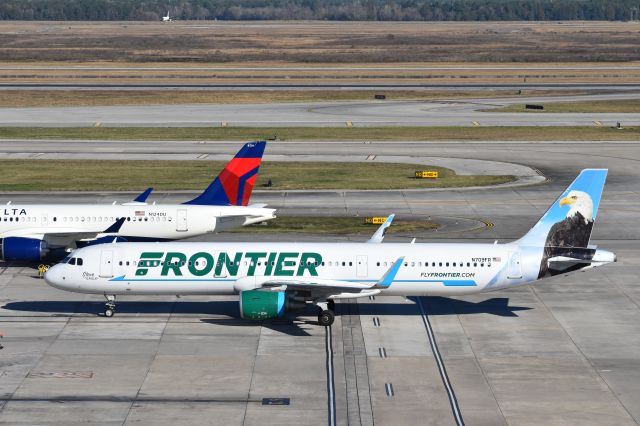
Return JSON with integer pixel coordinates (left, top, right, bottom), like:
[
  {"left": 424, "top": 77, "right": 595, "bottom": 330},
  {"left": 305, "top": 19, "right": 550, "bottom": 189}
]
[
  {"left": 342, "top": 262, "right": 345, "bottom": 266},
  {"left": 473, "top": 263, "right": 477, "bottom": 267},
  {"left": 446, "top": 262, "right": 449, "bottom": 267},
  {"left": 127, "top": 217, "right": 131, "bottom": 221},
  {"left": 126, "top": 261, "right": 130, "bottom": 266},
  {"left": 439, "top": 262, "right": 442, "bottom": 267},
  {"left": 119, "top": 261, "right": 123, "bottom": 266},
  {"left": 77, "top": 258, "right": 83, "bottom": 266}
]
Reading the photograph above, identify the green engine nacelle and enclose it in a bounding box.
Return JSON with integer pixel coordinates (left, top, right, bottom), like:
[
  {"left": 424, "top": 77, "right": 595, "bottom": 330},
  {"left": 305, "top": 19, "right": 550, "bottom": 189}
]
[{"left": 239, "top": 289, "right": 306, "bottom": 320}]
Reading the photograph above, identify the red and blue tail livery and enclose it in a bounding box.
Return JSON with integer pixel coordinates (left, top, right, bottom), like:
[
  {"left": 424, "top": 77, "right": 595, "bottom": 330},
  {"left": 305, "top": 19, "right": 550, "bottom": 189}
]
[{"left": 184, "top": 141, "right": 267, "bottom": 206}]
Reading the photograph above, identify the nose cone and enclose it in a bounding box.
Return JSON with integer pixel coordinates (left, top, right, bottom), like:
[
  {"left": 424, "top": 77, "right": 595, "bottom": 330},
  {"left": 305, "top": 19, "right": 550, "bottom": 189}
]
[{"left": 44, "top": 264, "right": 67, "bottom": 290}]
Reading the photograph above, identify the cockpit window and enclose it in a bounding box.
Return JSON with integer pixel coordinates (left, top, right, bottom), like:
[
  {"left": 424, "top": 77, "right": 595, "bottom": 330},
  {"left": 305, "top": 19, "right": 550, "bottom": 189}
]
[
  {"left": 77, "top": 258, "right": 83, "bottom": 266},
  {"left": 61, "top": 255, "right": 72, "bottom": 264},
  {"left": 69, "top": 258, "right": 76, "bottom": 265}
]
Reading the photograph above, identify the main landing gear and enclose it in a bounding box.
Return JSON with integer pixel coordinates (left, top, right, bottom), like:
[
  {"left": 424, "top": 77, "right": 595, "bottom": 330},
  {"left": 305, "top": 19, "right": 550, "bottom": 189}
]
[
  {"left": 316, "top": 300, "right": 336, "bottom": 327},
  {"left": 104, "top": 295, "right": 116, "bottom": 318}
]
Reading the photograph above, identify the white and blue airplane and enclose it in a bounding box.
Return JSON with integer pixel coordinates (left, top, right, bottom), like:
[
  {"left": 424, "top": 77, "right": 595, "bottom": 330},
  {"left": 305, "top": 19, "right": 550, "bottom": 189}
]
[
  {"left": 45, "top": 169, "right": 615, "bottom": 325},
  {"left": 0, "top": 142, "right": 275, "bottom": 263}
]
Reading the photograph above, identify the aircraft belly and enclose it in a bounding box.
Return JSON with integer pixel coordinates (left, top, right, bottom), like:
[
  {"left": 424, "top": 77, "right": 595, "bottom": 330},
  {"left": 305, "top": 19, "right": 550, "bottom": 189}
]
[{"left": 115, "top": 279, "right": 236, "bottom": 295}]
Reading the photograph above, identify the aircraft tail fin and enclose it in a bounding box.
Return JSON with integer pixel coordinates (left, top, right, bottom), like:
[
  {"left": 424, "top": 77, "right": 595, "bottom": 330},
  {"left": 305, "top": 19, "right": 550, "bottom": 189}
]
[
  {"left": 184, "top": 141, "right": 266, "bottom": 206},
  {"left": 132, "top": 188, "right": 153, "bottom": 203},
  {"left": 518, "top": 169, "right": 607, "bottom": 248}
]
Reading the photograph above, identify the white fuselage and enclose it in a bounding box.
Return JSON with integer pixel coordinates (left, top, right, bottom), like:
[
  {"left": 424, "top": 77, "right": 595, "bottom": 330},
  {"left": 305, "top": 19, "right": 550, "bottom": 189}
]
[
  {"left": 45, "top": 241, "right": 559, "bottom": 297},
  {"left": 0, "top": 204, "right": 275, "bottom": 247}
]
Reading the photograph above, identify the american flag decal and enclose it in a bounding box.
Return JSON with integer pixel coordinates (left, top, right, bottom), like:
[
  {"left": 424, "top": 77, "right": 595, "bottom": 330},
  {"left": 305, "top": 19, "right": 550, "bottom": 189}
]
[
  {"left": 135, "top": 211, "right": 145, "bottom": 216},
  {"left": 493, "top": 257, "right": 501, "bottom": 262}
]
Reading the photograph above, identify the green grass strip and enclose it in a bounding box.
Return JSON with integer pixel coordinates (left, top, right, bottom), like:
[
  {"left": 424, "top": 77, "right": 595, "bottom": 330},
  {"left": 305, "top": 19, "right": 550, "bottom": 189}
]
[
  {"left": 0, "top": 159, "right": 512, "bottom": 191},
  {"left": 1, "top": 126, "right": 639, "bottom": 141}
]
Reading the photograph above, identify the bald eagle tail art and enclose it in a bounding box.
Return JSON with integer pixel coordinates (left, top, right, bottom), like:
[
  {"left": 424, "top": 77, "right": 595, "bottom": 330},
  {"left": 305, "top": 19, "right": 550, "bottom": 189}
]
[{"left": 516, "top": 169, "right": 608, "bottom": 279}]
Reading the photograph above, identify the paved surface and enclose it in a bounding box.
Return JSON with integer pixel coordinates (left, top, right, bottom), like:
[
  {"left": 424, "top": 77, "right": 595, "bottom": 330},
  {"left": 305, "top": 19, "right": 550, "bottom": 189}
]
[
  {"left": 1, "top": 141, "right": 640, "bottom": 425},
  {"left": 1, "top": 92, "right": 639, "bottom": 127}
]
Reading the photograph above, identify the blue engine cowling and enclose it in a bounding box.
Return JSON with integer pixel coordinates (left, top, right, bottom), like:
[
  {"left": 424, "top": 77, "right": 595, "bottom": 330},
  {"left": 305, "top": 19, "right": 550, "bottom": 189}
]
[{"left": 1, "top": 237, "right": 49, "bottom": 261}]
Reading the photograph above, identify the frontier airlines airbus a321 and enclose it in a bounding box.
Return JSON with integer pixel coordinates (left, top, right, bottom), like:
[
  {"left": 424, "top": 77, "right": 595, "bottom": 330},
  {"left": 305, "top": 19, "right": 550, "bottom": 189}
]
[
  {"left": 45, "top": 169, "right": 615, "bottom": 325},
  {"left": 0, "top": 141, "right": 274, "bottom": 263}
]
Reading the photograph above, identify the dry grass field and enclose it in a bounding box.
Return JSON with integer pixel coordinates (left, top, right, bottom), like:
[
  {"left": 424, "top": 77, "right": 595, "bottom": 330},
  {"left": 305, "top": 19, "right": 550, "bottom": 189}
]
[
  {"left": 0, "top": 21, "right": 639, "bottom": 88},
  {"left": 0, "top": 89, "right": 588, "bottom": 107},
  {"left": 1, "top": 21, "right": 639, "bottom": 63}
]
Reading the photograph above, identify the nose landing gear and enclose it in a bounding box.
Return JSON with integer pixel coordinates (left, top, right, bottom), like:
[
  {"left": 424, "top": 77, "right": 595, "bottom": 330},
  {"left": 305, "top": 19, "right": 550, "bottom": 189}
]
[{"left": 104, "top": 295, "right": 116, "bottom": 317}]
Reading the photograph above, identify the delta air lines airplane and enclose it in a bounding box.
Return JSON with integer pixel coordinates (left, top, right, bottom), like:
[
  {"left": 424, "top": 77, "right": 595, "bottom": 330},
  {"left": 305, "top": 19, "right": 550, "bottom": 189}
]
[
  {"left": 0, "top": 142, "right": 275, "bottom": 263},
  {"left": 45, "top": 169, "right": 615, "bottom": 325}
]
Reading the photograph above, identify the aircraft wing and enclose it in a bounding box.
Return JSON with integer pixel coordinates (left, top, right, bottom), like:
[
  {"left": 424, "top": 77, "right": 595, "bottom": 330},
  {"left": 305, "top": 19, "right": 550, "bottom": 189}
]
[
  {"left": 256, "top": 257, "right": 404, "bottom": 300},
  {"left": 261, "top": 278, "right": 371, "bottom": 292},
  {"left": 2, "top": 218, "right": 128, "bottom": 246}
]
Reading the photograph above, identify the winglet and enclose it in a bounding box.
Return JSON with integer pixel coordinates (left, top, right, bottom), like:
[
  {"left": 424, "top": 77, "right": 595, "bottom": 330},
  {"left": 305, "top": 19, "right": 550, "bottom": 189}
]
[
  {"left": 102, "top": 217, "right": 126, "bottom": 234},
  {"left": 367, "top": 214, "right": 394, "bottom": 243},
  {"left": 184, "top": 141, "right": 267, "bottom": 206},
  {"left": 375, "top": 257, "right": 404, "bottom": 288},
  {"left": 133, "top": 188, "right": 153, "bottom": 203}
]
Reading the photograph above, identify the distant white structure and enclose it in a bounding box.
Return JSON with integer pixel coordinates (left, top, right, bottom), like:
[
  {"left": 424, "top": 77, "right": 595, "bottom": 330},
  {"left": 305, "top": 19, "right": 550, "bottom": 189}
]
[{"left": 162, "top": 11, "right": 172, "bottom": 22}]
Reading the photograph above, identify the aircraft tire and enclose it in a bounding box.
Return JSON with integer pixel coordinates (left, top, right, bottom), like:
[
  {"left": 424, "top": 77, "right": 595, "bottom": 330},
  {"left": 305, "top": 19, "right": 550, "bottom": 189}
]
[
  {"left": 318, "top": 310, "right": 334, "bottom": 327},
  {"left": 104, "top": 308, "right": 115, "bottom": 318}
]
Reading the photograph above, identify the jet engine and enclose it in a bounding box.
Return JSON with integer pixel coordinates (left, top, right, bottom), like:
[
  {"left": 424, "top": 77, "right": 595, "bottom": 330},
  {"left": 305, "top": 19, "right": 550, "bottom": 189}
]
[
  {"left": 239, "top": 289, "right": 306, "bottom": 320},
  {"left": 0, "top": 237, "right": 49, "bottom": 262}
]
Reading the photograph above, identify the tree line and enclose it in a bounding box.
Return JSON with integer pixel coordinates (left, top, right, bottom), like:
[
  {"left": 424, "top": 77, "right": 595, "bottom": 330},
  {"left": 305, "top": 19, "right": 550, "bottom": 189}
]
[{"left": 1, "top": 0, "right": 639, "bottom": 21}]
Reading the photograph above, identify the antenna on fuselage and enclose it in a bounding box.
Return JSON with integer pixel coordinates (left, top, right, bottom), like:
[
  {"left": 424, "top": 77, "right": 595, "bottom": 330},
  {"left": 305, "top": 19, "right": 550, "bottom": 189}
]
[
  {"left": 6, "top": 201, "right": 10, "bottom": 205},
  {"left": 112, "top": 201, "right": 117, "bottom": 205}
]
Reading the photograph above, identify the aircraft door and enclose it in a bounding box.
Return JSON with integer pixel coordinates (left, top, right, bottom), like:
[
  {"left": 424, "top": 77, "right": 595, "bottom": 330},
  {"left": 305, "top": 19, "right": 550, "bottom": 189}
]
[
  {"left": 176, "top": 209, "right": 188, "bottom": 232},
  {"left": 507, "top": 251, "right": 522, "bottom": 279},
  {"left": 99, "top": 250, "right": 114, "bottom": 278},
  {"left": 356, "top": 255, "right": 368, "bottom": 278}
]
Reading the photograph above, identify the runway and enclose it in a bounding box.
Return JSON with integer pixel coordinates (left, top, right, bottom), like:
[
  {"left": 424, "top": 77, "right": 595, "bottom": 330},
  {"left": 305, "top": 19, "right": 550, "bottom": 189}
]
[
  {"left": 1, "top": 141, "right": 640, "bottom": 425},
  {"left": 1, "top": 92, "right": 639, "bottom": 127}
]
